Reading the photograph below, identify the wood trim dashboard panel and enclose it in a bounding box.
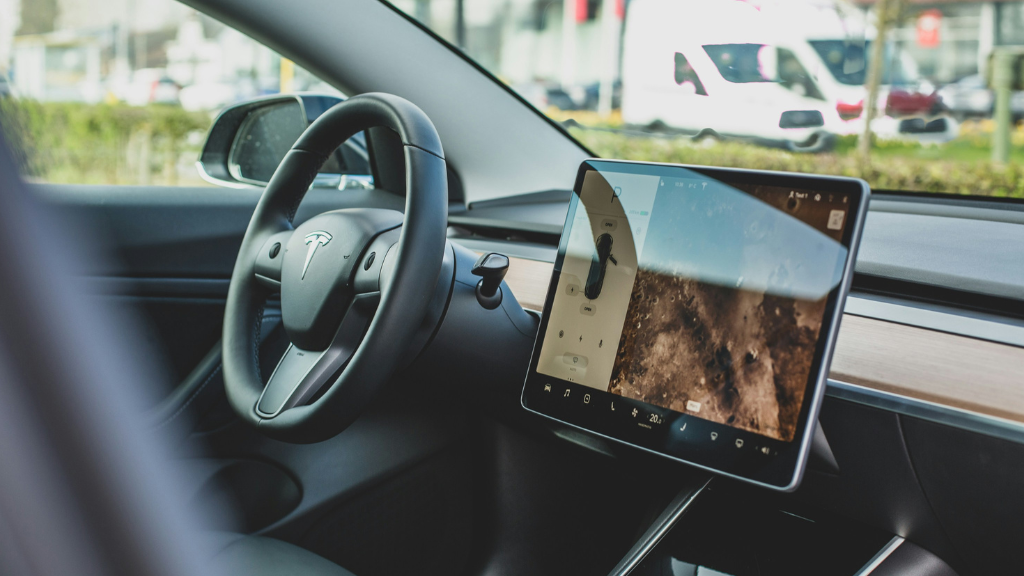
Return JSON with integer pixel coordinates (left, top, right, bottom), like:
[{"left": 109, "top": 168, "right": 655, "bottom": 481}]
[{"left": 500, "top": 255, "right": 1024, "bottom": 425}]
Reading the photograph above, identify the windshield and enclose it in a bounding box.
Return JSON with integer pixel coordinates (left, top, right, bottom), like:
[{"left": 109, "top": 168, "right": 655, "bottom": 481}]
[
  {"left": 703, "top": 44, "right": 776, "bottom": 83},
  {"left": 809, "top": 40, "right": 917, "bottom": 86},
  {"left": 809, "top": 40, "right": 869, "bottom": 86},
  {"left": 0, "top": 0, "right": 1020, "bottom": 199},
  {"left": 389, "top": 0, "right": 1022, "bottom": 199}
]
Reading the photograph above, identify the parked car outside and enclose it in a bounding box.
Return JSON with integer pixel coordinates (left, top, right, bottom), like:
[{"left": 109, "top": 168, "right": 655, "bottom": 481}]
[
  {"left": 123, "top": 68, "right": 181, "bottom": 106},
  {"left": 938, "top": 74, "right": 1024, "bottom": 121}
]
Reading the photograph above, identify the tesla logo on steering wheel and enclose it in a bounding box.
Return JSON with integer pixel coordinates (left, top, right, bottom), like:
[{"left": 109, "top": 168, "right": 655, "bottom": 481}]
[{"left": 301, "top": 231, "right": 332, "bottom": 280}]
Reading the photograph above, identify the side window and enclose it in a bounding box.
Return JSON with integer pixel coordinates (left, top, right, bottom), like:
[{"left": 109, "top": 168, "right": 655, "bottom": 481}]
[
  {"left": 674, "top": 52, "right": 707, "bottom": 95},
  {"left": 703, "top": 44, "right": 775, "bottom": 84},
  {"left": 777, "top": 48, "right": 825, "bottom": 100},
  {"left": 0, "top": 3, "right": 364, "bottom": 188}
]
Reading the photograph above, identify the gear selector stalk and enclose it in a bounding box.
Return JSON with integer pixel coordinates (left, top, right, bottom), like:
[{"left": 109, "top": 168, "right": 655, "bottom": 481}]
[{"left": 471, "top": 252, "right": 510, "bottom": 310}]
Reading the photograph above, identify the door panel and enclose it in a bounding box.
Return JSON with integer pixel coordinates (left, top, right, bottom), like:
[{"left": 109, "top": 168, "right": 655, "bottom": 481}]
[
  {"left": 38, "top": 184, "right": 406, "bottom": 278},
  {"left": 39, "top": 183, "right": 407, "bottom": 388}
]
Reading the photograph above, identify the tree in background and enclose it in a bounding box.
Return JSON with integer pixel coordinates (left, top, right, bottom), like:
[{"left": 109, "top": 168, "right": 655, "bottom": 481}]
[{"left": 858, "top": 0, "right": 904, "bottom": 168}]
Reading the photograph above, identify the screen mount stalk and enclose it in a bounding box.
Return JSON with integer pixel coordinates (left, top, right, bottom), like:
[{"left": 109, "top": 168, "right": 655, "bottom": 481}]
[{"left": 606, "top": 473, "right": 714, "bottom": 576}]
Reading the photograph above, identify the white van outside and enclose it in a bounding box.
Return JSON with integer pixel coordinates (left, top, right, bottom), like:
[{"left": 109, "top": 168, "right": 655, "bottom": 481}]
[
  {"left": 621, "top": 0, "right": 844, "bottom": 151},
  {"left": 761, "top": 0, "right": 958, "bottom": 141},
  {"left": 761, "top": 0, "right": 875, "bottom": 132}
]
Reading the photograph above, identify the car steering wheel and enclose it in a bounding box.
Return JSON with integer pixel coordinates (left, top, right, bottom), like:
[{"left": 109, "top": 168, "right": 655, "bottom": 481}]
[{"left": 222, "top": 93, "right": 448, "bottom": 443}]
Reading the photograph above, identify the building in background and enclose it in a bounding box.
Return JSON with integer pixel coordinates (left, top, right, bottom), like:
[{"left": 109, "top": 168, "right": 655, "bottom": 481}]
[
  {"left": 11, "top": 31, "right": 103, "bottom": 101},
  {"left": 391, "top": 0, "right": 624, "bottom": 111},
  {"left": 3, "top": 0, "right": 331, "bottom": 108},
  {"left": 0, "top": 0, "right": 20, "bottom": 76},
  {"left": 4, "top": 0, "right": 1024, "bottom": 116},
  {"left": 852, "top": 1, "right": 1024, "bottom": 84},
  {"left": 389, "top": 0, "right": 1024, "bottom": 114}
]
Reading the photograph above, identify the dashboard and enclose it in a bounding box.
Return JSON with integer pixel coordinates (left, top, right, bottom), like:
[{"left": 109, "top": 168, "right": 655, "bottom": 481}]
[
  {"left": 42, "top": 151, "right": 1024, "bottom": 574},
  {"left": 442, "top": 163, "right": 1024, "bottom": 572},
  {"left": 450, "top": 183, "right": 1024, "bottom": 573},
  {"left": 453, "top": 192, "right": 1024, "bottom": 438},
  {"left": 501, "top": 257, "right": 1024, "bottom": 434}
]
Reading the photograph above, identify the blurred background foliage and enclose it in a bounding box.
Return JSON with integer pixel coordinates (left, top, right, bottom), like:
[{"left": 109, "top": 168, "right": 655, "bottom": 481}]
[
  {"left": 0, "top": 99, "right": 212, "bottom": 185},
  {"left": 2, "top": 99, "right": 1023, "bottom": 197},
  {"left": 566, "top": 117, "right": 1024, "bottom": 199}
]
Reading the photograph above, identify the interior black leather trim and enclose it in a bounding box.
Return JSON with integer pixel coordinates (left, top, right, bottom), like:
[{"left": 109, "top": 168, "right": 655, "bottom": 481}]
[
  {"left": 870, "top": 539, "right": 959, "bottom": 576},
  {"left": 210, "top": 533, "right": 356, "bottom": 576},
  {"left": 81, "top": 277, "right": 232, "bottom": 298},
  {"left": 150, "top": 345, "right": 224, "bottom": 432}
]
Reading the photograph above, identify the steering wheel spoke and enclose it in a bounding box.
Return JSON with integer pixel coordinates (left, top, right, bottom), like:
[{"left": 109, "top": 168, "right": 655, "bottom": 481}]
[
  {"left": 256, "top": 292, "right": 380, "bottom": 418},
  {"left": 352, "top": 227, "right": 402, "bottom": 296},
  {"left": 254, "top": 230, "right": 294, "bottom": 290}
]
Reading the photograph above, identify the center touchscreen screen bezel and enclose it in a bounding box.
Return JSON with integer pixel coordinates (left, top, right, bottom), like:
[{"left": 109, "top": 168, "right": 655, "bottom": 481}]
[{"left": 521, "top": 160, "right": 869, "bottom": 491}]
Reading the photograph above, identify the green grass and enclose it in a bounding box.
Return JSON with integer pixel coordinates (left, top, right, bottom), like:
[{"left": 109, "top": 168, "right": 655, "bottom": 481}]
[
  {"left": 572, "top": 128, "right": 1024, "bottom": 199},
  {"left": 0, "top": 99, "right": 213, "bottom": 186},
  {"left": 832, "top": 133, "right": 1024, "bottom": 165}
]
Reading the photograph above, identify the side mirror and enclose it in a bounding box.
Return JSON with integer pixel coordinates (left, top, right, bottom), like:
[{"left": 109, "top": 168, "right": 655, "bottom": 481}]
[{"left": 196, "top": 93, "right": 373, "bottom": 189}]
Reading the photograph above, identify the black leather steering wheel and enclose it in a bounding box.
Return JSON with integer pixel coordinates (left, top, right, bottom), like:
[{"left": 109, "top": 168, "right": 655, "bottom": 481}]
[{"left": 222, "top": 93, "right": 447, "bottom": 443}]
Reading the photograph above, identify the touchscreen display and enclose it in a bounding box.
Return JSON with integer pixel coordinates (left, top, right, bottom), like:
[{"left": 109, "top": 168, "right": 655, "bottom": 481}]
[{"left": 523, "top": 160, "right": 867, "bottom": 490}]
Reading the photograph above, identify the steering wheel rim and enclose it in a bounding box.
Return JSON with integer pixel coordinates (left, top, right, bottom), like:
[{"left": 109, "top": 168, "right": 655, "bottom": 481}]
[{"left": 222, "top": 93, "right": 448, "bottom": 443}]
